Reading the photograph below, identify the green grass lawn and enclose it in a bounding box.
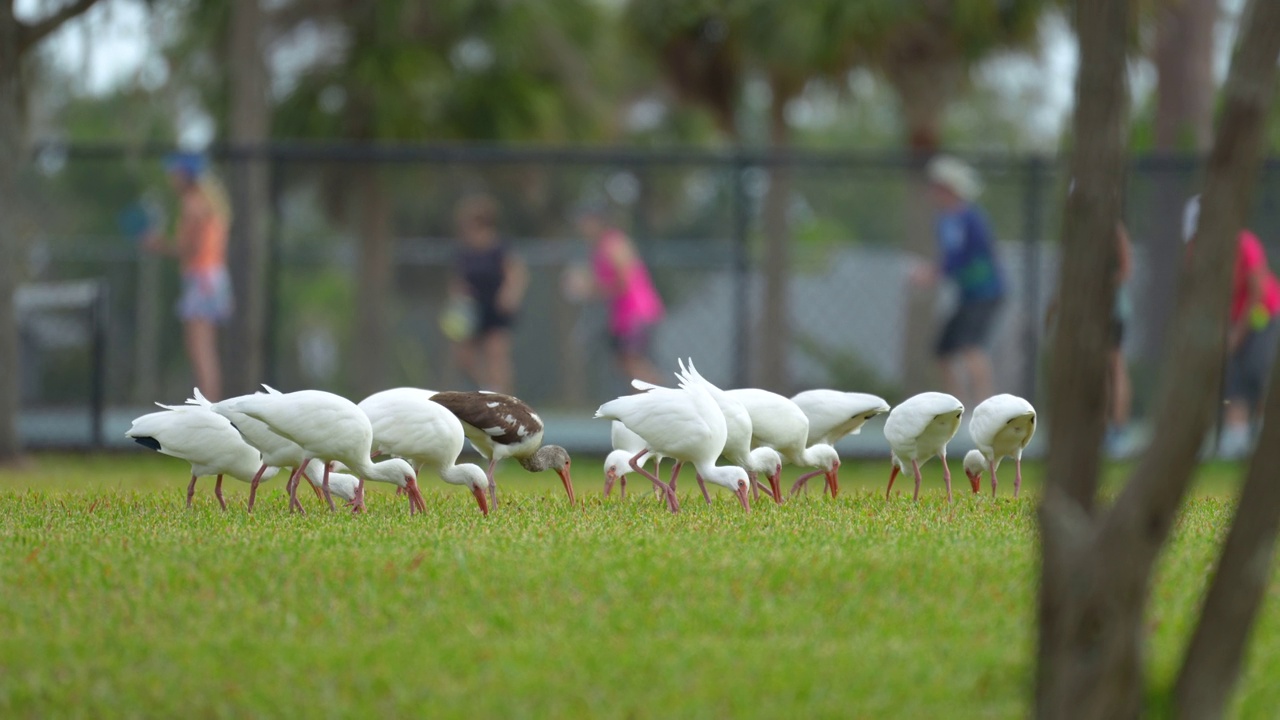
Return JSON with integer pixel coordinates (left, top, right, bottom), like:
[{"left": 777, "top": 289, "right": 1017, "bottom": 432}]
[{"left": 0, "top": 451, "right": 1276, "bottom": 718}]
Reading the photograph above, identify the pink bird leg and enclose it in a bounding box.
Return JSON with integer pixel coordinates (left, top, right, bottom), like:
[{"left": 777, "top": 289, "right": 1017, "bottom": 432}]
[
  {"left": 911, "top": 458, "right": 924, "bottom": 502},
  {"left": 627, "top": 449, "right": 679, "bottom": 513},
  {"left": 246, "top": 463, "right": 269, "bottom": 513},
  {"left": 696, "top": 474, "right": 712, "bottom": 505},
  {"left": 990, "top": 459, "right": 999, "bottom": 498},
  {"left": 1015, "top": 457, "right": 1023, "bottom": 498},
  {"left": 940, "top": 452, "right": 953, "bottom": 503},
  {"left": 214, "top": 474, "right": 226, "bottom": 511},
  {"left": 186, "top": 474, "right": 198, "bottom": 508},
  {"left": 885, "top": 463, "right": 900, "bottom": 500},
  {"left": 321, "top": 462, "right": 336, "bottom": 512}
]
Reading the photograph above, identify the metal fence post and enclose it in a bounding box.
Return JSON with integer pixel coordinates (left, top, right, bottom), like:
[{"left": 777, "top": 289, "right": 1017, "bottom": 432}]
[
  {"left": 90, "top": 280, "right": 107, "bottom": 448},
  {"left": 731, "top": 151, "right": 751, "bottom": 388},
  {"left": 263, "top": 153, "right": 282, "bottom": 387},
  {"left": 1022, "top": 156, "right": 1046, "bottom": 403}
]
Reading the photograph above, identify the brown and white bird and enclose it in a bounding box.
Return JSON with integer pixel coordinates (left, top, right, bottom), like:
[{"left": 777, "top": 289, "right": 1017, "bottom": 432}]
[
  {"left": 429, "top": 390, "right": 575, "bottom": 508},
  {"left": 963, "top": 394, "right": 1036, "bottom": 498}
]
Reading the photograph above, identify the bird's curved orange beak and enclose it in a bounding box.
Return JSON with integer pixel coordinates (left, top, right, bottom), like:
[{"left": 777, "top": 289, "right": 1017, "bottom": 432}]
[
  {"left": 966, "top": 470, "right": 981, "bottom": 494},
  {"left": 472, "top": 485, "right": 490, "bottom": 516},
  {"left": 406, "top": 477, "right": 426, "bottom": 515},
  {"left": 735, "top": 482, "right": 751, "bottom": 512},
  {"left": 826, "top": 461, "right": 841, "bottom": 499},
  {"left": 768, "top": 465, "right": 784, "bottom": 505},
  {"left": 557, "top": 464, "right": 576, "bottom": 506},
  {"left": 603, "top": 467, "right": 618, "bottom": 498}
]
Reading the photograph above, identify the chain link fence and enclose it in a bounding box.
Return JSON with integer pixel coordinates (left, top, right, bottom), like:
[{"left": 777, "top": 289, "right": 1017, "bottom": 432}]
[{"left": 18, "top": 143, "right": 1280, "bottom": 450}]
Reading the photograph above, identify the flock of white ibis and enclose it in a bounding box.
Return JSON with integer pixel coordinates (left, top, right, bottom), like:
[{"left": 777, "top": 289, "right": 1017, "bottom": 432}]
[{"left": 126, "top": 358, "right": 1037, "bottom": 515}]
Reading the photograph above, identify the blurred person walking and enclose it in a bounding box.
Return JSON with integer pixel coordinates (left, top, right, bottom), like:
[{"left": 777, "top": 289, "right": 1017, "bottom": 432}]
[
  {"left": 564, "top": 202, "right": 665, "bottom": 385},
  {"left": 1107, "top": 223, "right": 1134, "bottom": 454},
  {"left": 143, "top": 152, "right": 232, "bottom": 401},
  {"left": 911, "top": 155, "right": 1006, "bottom": 407},
  {"left": 445, "top": 193, "right": 527, "bottom": 394},
  {"left": 1183, "top": 195, "right": 1280, "bottom": 459}
]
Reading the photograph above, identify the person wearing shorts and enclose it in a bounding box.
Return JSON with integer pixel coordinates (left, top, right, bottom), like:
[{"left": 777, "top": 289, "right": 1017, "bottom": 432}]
[
  {"left": 913, "top": 156, "right": 1006, "bottom": 406},
  {"left": 144, "top": 152, "right": 233, "bottom": 401},
  {"left": 571, "top": 201, "right": 665, "bottom": 385},
  {"left": 449, "top": 194, "right": 527, "bottom": 394},
  {"left": 1184, "top": 195, "right": 1280, "bottom": 459}
]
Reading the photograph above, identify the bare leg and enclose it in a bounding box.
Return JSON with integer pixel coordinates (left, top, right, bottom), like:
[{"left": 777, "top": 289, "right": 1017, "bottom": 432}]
[
  {"left": 939, "top": 358, "right": 960, "bottom": 406},
  {"left": 1110, "top": 349, "right": 1132, "bottom": 428},
  {"left": 696, "top": 474, "right": 712, "bottom": 505},
  {"left": 1014, "top": 457, "right": 1023, "bottom": 498},
  {"left": 990, "top": 459, "right": 999, "bottom": 498},
  {"left": 246, "top": 463, "right": 269, "bottom": 513},
  {"left": 287, "top": 462, "right": 308, "bottom": 514},
  {"left": 321, "top": 462, "right": 336, "bottom": 512},
  {"left": 214, "top": 474, "right": 226, "bottom": 511},
  {"left": 453, "top": 338, "right": 480, "bottom": 389},
  {"left": 617, "top": 351, "right": 663, "bottom": 387},
  {"left": 885, "top": 464, "right": 900, "bottom": 500},
  {"left": 620, "top": 475, "right": 626, "bottom": 499},
  {"left": 964, "top": 348, "right": 995, "bottom": 406},
  {"left": 483, "top": 330, "right": 514, "bottom": 395},
  {"left": 941, "top": 450, "right": 953, "bottom": 503},
  {"left": 669, "top": 461, "right": 681, "bottom": 494},
  {"left": 911, "top": 458, "right": 923, "bottom": 503},
  {"left": 486, "top": 457, "right": 499, "bottom": 510},
  {"left": 628, "top": 449, "right": 679, "bottom": 513},
  {"left": 186, "top": 474, "right": 198, "bottom": 508},
  {"left": 749, "top": 472, "right": 759, "bottom": 501},
  {"left": 183, "top": 318, "right": 222, "bottom": 402}
]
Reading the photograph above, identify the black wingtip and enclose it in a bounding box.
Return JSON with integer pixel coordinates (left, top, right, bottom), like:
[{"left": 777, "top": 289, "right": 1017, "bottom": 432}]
[{"left": 132, "top": 436, "right": 162, "bottom": 452}]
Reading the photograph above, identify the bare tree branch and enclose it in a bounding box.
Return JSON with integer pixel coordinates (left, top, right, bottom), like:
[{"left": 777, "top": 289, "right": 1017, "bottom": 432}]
[
  {"left": 17, "top": 0, "right": 102, "bottom": 55},
  {"left": 1168, "top": 3, "right": 1280, "bottom": 711},
  {"left": 1099, "top": 0, "right": 1280, "bottom": 566}
]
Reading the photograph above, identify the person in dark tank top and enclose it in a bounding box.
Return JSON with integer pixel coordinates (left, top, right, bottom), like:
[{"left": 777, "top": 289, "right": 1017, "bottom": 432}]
[{"left": 448, "top": 194, "right": 527, "bottom": 394}]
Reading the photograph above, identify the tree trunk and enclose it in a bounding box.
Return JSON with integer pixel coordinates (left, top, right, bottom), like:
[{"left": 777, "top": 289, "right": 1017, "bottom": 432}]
[
  {"left": 224, "top": 0, "right": 269, "bottom": 399},
  {"left": 885, "top": 48, "right": 960, "bottom": 395},
  {"left": 1172, "top": 2, "right": 1280, "bottom": 714},
  {"left": 1038, "top": 0, "right": 1280, "bottom": 715},
  {"left": 352, "top": 164, "right": 392, "bottom": 398},
  {"left": 1036, "top": 0, "right": 1137, "bottom": 715},
  {"left": 756, "top": 80, "right": 792, "bottom": 392},
  {"left": 1143, "top": 0, "right": 1218, "bottom": 363},
  {"left": 0, "top": 9, "right": 26, "bottom": 462}
]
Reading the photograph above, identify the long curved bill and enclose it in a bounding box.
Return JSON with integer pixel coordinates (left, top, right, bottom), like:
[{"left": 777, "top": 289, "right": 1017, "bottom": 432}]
[
  {"left": 406, "top": 478, "right": 426, "bottom": 515},
  {"left": 735, "top": 483, "right": 751, "bottom": 512},
  {"left": 825, "top": 466, "right": 840, "bottom": 499},
  {"left": 967, "top": 471, "right": 981, "bottom": 494},
  {"left": 557, "top": 467, "right": 576, "bottom": 506},
  {"left": 768, "top": 469, "right": 784, "bottom": 505},
  {"left": 603, "top": 469, "right": 618, "bottom": 498},
  {"left": 471, "top": 485, "right": 490, "bottom": 516}
]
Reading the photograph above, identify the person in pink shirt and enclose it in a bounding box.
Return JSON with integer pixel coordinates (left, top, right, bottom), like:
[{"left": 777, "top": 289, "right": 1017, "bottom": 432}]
[
  {"left": 567, "top": 202, "right": 665, "bottom": 384},
  {"left": 1184, "top": 195, "right": 1280, "bottom": 458}
]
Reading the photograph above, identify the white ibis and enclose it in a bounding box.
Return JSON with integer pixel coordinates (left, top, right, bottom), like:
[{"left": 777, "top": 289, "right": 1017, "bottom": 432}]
[
  {"left": 672, "top": 359, "right": 784, "bottom": 504},
  {"left": 211, "top": 389, "right": 418, "bottom": 514},
  {"left": 126, "top": 403, "right": 279, "bottom": 509},
  {"left": 883, "top": 392, "right": 965, "bottom": 502},
  {"left": 791, "top": 390, "right": 890, "bottom": 446},
  {"left": 595, "top": 377, "right": 751, "bottom": 513},
  {"left": 963, "top": 394, "right": 1037, "bottom": 498},
  {"left": 429, "top": 391, "right": 575, "bottom": 508},
  {"left": 358, "top": 387, "right": 490, "bottom": 515},
  {"left": 604, "top": 421, "right": 660, "bottom": 499},
  {"left": 723, "top": 388, "right": 841, "bottom": 499},
  {"left": 188, "top": 385, "right": 325, "bottom": 513},
  {"left": 301, "top": 458, "right": 363, "bottom": 508}
]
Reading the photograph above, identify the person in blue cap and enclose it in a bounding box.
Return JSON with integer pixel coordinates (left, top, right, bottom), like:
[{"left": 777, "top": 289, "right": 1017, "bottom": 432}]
[
  {"left": 911, "top": 155, "right": 1006, "bottom": 407},
  {"left": 143, "top": 152, "right": 233, "bottom": 400}
]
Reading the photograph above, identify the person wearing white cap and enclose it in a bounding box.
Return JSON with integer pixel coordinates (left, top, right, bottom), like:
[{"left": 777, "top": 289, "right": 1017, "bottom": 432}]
[
  {"left": 1183, "top": 194, "right": 1280, "bottom": 459},
  {"left": 912, "top": 155, "right": 1006, "bottom": 407}
]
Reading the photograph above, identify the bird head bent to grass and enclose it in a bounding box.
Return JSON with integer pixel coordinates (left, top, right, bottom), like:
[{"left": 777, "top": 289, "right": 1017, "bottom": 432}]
[{"left": 963, "top": 450, "right": 986, "bottom": 494}]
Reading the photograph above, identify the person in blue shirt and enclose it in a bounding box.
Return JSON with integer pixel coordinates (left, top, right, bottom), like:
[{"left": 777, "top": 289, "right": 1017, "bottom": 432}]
[{"left": 912, "top": 155, "right": 1006, "bottom": 406}]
